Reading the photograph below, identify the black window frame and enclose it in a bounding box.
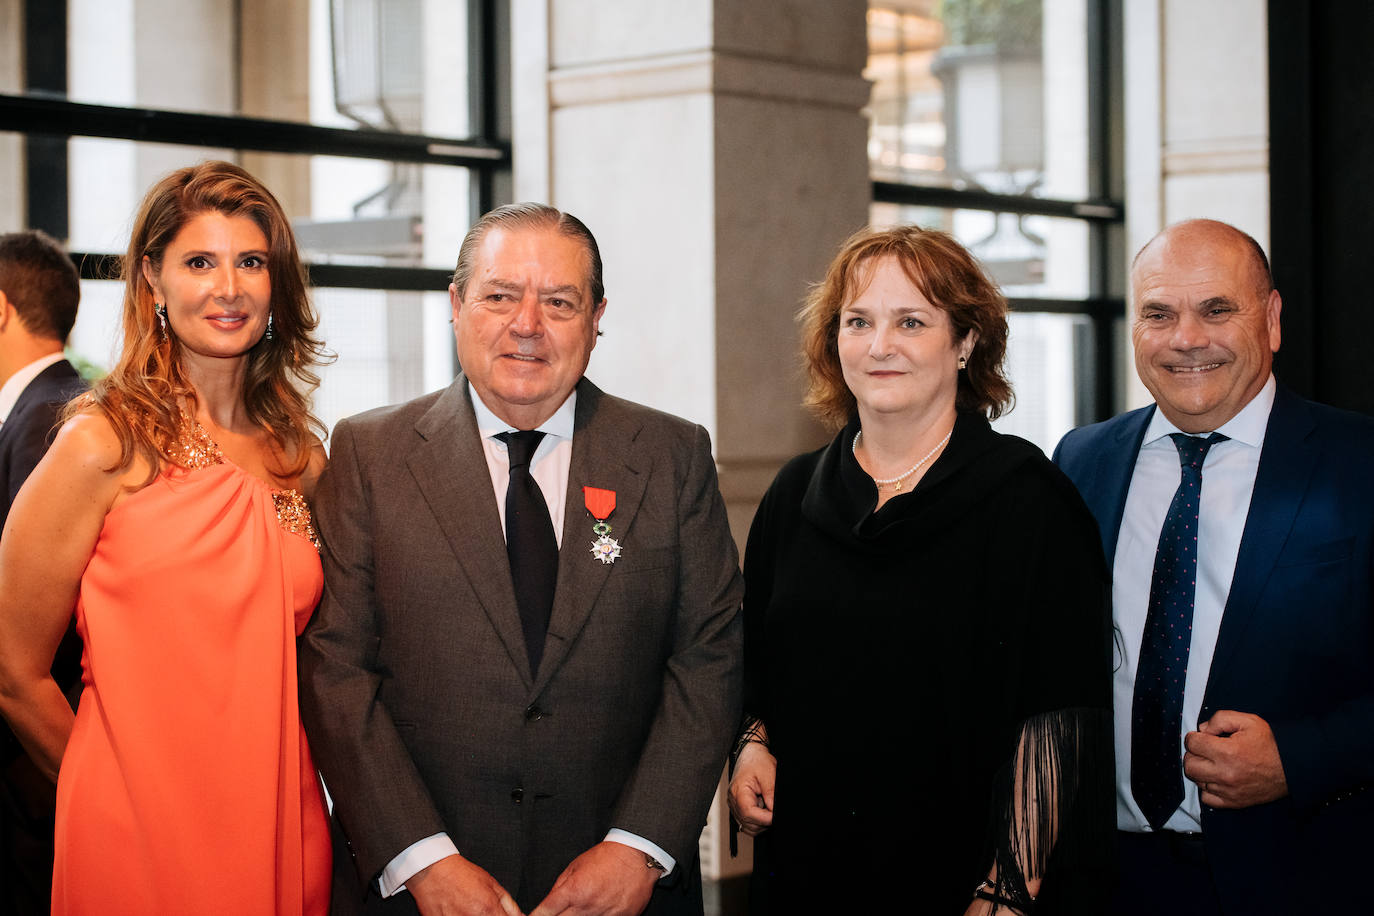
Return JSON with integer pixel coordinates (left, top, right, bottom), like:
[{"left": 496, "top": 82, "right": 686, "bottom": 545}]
[
  {"left": 4, "top": 0, "right": 511, "bottom": 296},
  {"left": 868, "top": 0, "right": 1125, "bottom": 423}
]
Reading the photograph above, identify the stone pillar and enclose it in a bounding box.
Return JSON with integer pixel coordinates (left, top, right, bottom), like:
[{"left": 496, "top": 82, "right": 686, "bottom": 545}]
[
  {"left": 240, "top": 0, "right": 312, "bottom": 218},
  {"left": 512, "top": 0, "right": 870, "bottom": 530},
  {"left": 510, "top": 0, "right": 872, "bottom": 879}
]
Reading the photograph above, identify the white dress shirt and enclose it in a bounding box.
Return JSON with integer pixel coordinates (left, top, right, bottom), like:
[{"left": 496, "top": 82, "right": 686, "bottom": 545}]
[
  {"left": 1113, "top": 374, "right": 1276, "bottom": 833},
  {"left": 0, "top": 351, "right": 66, "bottom": 423},
  {"left": 378, "top": 385, "right": 674, "bottom": 897}
]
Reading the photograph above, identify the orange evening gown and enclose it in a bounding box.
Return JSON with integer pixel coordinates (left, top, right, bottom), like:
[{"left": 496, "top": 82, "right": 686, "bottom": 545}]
[{"left": 51, "top": 431, "right": 331, "bottom": 915}]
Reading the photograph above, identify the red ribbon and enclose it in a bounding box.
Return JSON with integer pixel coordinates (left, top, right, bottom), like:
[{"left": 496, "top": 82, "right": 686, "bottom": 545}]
[{"left": 582, "top": 486, "right": 616, "bottom": 521}]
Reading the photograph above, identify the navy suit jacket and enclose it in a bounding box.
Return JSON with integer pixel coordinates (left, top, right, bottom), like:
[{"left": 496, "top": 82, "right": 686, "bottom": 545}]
[
  {"left": 1053, "top": 384, "right": 1374, "bottom": 912},
  {"left": 0, "top": 358, "right": 85, "bottom": 532},
  {"left": 0, "top": 357, "right": 85, "bottom": 914},
  {"left": 0, "top": 357, "right": 86, "bottom": 762},
  {"left": 0, "top": 357, "right": 86, "bottom": 727}
]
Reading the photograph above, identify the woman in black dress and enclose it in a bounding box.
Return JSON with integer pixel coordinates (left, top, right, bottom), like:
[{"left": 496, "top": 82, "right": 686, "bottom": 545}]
[{"left": 727, "top": 225, "right": 1113, "bottom": 914}]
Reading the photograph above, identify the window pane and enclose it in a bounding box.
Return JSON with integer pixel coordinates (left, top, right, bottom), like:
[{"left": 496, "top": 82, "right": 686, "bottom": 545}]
[
  {"left": 68, "top": 280, "right": 123, "bottom": 378},
  {"left": 312, "top": 288, "right": 455, "bottom": 432},
  {"left": 866, "top": 0, "right": 1090, "bottom": 201},
  {"left": 993, "top": 312, "right": 1094, "bottom": 453},
  {"left": 63, "top": 0, "right": 471, "bottom": 136},
  {"left": 16, "top": 136, "right": 473, "bottom": 271},
  {"left": 870, "top": 202, "right": 1091, "bottom": 299}
]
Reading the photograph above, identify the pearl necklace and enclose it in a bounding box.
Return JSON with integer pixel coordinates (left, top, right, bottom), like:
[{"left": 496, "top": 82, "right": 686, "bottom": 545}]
[{"left": 852, "top": 426, "right": 954, "bottom": 492}]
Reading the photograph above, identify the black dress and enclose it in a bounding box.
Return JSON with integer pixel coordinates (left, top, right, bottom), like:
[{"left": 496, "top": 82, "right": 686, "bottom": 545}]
[{"left": 741, "top": 411, "right": 1113, "bottom": 914}]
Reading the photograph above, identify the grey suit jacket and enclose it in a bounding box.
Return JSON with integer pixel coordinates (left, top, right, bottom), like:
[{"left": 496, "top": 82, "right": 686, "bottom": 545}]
[{"left": 299, "top": 376, "right": 744, "bottom": 914}]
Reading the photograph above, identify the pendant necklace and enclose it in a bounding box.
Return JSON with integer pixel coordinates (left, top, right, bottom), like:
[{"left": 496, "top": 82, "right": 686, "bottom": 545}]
[{"left": 852, "top": 426, "right": 953, "bottom": 492}]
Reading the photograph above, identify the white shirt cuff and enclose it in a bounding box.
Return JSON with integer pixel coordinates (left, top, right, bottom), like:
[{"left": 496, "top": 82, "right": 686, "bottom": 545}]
[
  {"left": 604, "top": 829, "right": 676, "bottom": 877},
  {"left": 378, "top": 833, "right": 459, "bottom": 897}
]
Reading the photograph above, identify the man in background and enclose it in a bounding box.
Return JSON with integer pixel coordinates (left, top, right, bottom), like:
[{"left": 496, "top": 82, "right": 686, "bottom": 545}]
[
  {"left": 1054, "top": 218, "right": 1374, "bottom": 914},
  {"left": 0, "top": 229, "right": 86, "bottom": 915}
]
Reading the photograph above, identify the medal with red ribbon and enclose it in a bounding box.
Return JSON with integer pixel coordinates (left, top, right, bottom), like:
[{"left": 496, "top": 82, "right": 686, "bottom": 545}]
[{"left": 583, "top": 486, "right": 621, "bottom": 564}]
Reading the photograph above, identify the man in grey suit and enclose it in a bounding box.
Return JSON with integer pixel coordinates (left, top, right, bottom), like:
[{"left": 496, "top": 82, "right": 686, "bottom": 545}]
[{"left": 300, "top": 204, "right": 744, "bottom": 916}]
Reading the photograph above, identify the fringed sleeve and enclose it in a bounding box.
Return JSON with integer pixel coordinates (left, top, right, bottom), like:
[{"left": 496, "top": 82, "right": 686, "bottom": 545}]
[{"left": 986, "top": 706, "right": 1114, "bottom": 915}]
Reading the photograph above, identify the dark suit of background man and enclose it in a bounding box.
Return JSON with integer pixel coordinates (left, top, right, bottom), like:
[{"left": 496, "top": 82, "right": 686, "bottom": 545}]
[
  {"left": 300, "top": 203, "right": 744, "bottom": 916},
  {"left": 1054, "top": 219, "right": 1374, "bottom": 915},
  {"left": 0, "top": 229, "right": 86, "bottom": 915}
]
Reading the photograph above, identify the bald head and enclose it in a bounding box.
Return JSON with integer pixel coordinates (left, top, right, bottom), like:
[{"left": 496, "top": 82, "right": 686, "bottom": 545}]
[
  {"left": 1129, "top": 218, "right": 1282, "bottom": 433},
  {"left": 1133, "top": 219, "right": 1273, "bottom": 304}
]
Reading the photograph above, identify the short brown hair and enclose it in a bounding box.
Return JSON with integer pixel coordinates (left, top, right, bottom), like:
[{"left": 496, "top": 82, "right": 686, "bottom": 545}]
[
  {"left": 799, "top": 224, "right": 1012, "bottom": 429},
  {"left": 72, "top": 161, "right": 328, "bottom": 479},
  {"left": 0, "top": 229, "right": 79, "bottom": 342},
  {"left": 451, "top": 202, "right": 604, "bottom": 304}
]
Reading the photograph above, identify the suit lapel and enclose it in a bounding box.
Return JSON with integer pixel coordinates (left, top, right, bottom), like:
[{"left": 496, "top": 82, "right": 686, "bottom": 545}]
[
  {"left": 1204, "top": 387, "right": 1317, "bottom": 699},
  {"left": 406, "top": 378, "right": 534, "bottom": 686},
  {"left": 533, "top": 381, "right": 649, "bottom": 696},
  {"left": 1089, "top": 407, "right": 1154, "bottom": 565}
]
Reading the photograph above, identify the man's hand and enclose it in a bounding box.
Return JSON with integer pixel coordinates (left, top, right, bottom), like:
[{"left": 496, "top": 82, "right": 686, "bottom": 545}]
[
  {"left": 408, "top": 853, "right": 523, "bottom": 916},
  {"left": 1183, "top": 710, "right": 1288, "bottom": 809},
  {"left": 528, "top": 841, "right": 658, "bottom": 916},
  {"left": 727, "top": 741, "right": 776, "bottom": 836}
]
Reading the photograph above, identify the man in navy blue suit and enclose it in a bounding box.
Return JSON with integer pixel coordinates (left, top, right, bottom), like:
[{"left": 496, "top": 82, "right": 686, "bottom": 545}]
[
  {"left": 0, "top": 229, "right": 85, "bottom": 915},
  {"left": 1054, "top": 219, "right": 1374, "bottom": 915}
]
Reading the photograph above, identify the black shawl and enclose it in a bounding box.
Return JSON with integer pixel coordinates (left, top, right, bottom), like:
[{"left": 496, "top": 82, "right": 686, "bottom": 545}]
[{"left": 740, "top": 411, "right": 1114, "bottom": 914}]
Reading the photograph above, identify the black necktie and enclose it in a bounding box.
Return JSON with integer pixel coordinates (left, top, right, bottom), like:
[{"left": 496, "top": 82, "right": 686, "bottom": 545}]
[
  {"left": 1131, "top": 431, "right": 1228, "bottom": 829},
  {"left": 496, "top": 430, "right": 558, "bottom": 674}
]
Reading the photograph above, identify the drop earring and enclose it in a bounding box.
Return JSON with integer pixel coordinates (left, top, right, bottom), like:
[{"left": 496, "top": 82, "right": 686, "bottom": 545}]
[
  {"left": 155, "top": 303, "right": 168, "bottom": 340},
  {"left": 958, "top": 355, "right": 967, "bottom": 370},
  {"left": 265, "top": 312, "right": 274, "bottom": 341}
]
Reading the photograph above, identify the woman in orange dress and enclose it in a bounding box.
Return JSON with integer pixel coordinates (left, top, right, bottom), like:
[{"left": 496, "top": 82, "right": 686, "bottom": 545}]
[{"left": 0, "top": 161, "right": 332, "bottom": 914}]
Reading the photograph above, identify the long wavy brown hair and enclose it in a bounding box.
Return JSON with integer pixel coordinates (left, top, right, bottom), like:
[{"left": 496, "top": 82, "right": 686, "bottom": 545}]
[
  {"left": 799, "top": 224, "right": 1013, "bottom": 430},
  {"left": 68, "top": 161, "right": 328, "bottom": 480}
]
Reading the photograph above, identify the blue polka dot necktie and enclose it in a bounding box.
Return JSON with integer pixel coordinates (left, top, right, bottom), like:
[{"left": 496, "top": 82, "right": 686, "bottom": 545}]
[{"left": 1131, "top": 431, "right": 1228, "bottom": 830}]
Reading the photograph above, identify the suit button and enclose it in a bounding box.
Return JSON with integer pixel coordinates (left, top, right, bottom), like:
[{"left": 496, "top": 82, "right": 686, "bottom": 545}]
[
  {"left": 510, "top": 787, "right": 524, "bottom": 804},
  {"left": 524, "top": 704, "right": 544, "bottom": 722}
]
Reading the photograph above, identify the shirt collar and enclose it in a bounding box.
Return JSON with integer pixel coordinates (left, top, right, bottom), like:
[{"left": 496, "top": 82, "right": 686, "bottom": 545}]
[
  {"left": 468, "top": 383, "right": 577, "bottom": 442},
  {"left": 0, "top": 352, "right": 66, "bottom": 422},
  {"left": 1143, "top": 373, "right": 1276, "bottom": 448}
]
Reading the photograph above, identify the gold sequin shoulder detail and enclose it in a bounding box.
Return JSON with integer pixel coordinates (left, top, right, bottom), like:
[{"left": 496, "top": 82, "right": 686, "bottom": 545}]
[
  {"left": 163, "top": 415, "right": 319, "bottom": 549},
  {"left": 163, "top": 418, "right": 225, "bottom": 470},
  {"left": 271, "top": 489, "right": 320, "bottom": 549}
]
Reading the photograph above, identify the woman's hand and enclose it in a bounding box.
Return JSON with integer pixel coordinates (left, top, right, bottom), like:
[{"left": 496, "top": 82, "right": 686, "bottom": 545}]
[
  {"left": 961, "top": 868, "right": 1039, "bottom": 916},
  {"left": 728, "top": 740, "right": 777, "bottom": 836}
]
